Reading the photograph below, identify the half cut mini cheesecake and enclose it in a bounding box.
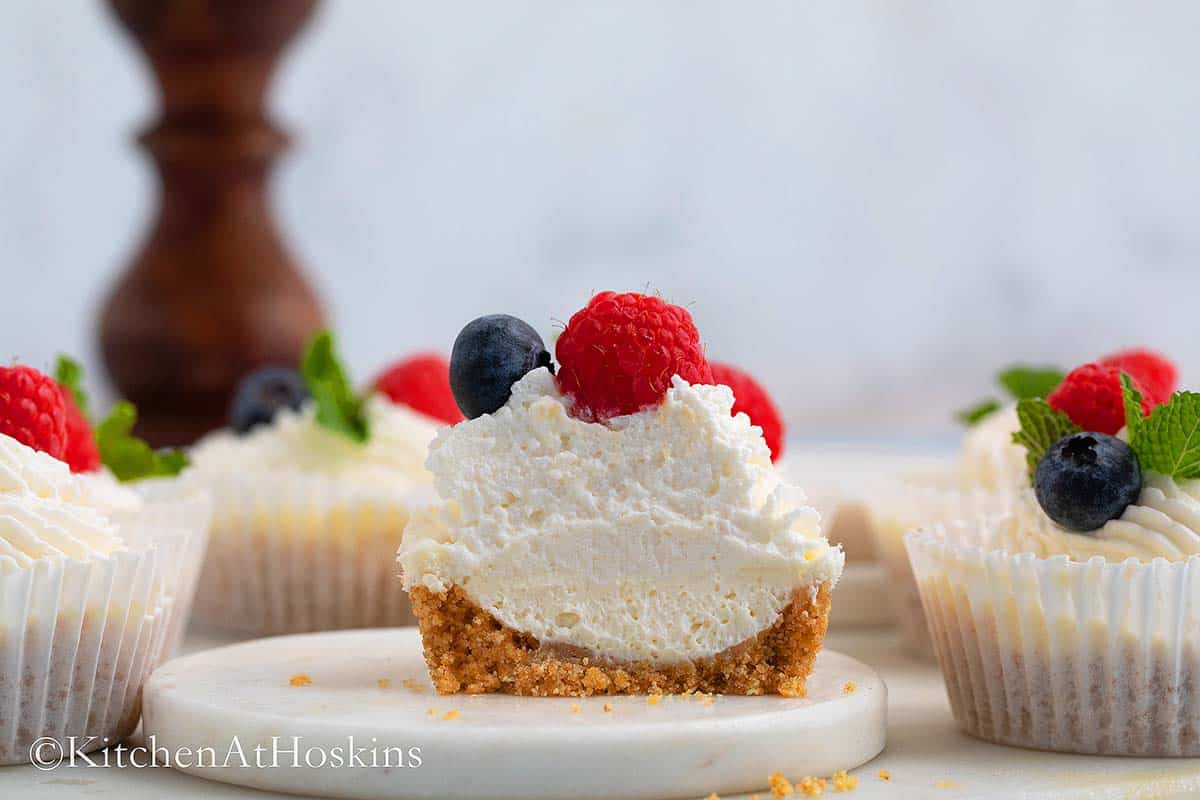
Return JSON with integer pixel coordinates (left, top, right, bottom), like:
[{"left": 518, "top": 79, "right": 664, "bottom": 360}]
[{"left": 399, "top": 294, "right": 843, "bottom": 696}]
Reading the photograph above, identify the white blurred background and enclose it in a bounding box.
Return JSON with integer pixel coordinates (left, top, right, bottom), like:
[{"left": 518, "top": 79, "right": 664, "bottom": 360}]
[{"left": 3, "top": 1, "right": 1198, "bottom": 443}]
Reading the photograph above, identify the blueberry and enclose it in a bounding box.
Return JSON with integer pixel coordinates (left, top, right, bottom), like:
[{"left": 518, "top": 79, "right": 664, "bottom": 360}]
[
  {"left": 450, "top": 315, "right": 553, "bottom": 419},
  {"left": 1034, "top": 432, "right": 1142, "bottom": 532},
  {"left": 230, "top": 366, "right": 310, "bottom": 434}
]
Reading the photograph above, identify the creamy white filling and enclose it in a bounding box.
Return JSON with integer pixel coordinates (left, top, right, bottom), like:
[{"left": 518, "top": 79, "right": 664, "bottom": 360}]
[
  {"left": 189, "top": 394, "right": 440, "bottom": 485},
  {"left": 959, "top": 404, "right": 1028, "bottom": 491},
  {"left": 399, "top": 369, "right": 842, "bottom": 663},
  {"left": 1002, "top": 473, "right": 1200, "bottom": 562},
  {"left": 0, "top": 434, "right": 135, "bottom": 574}
]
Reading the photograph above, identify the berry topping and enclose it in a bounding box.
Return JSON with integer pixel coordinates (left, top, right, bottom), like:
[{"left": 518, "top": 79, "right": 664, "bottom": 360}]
[
  {"left": 53, "top": 356, "right": 100, "bottom": 473},
  {"left": 1047, "top": 363, "right": 1152, "bottom": 436},
  {"left": 0, "top": 365, "right": 70, "bottom": 461},
  {"left": 555, "top": 292, "right": 713, "bottom": 422},
  {"left": 230, "top": 366, "right": 310, "bottom": 434},
  {"left": 1099, "top": 348, "right": 1178, "bottom": 408},
  {"left": 60, "top": 393, "right": 100, "bottom": 473},
  {"left": 1035, "top": 432, "right": 1142, "bottom": 531},
  {"left": 373, "top": 353, "right": 463, "bottom": 425},
  {"left": 450, "top": 315, "right": 553, "bottom": 419},
  {"left": 710, "top": 362, "right": 785, "bottom": 462}
]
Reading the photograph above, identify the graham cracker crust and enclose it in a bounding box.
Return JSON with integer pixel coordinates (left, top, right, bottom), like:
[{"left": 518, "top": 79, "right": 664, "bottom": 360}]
[{"left": 408, "top": 582, "right": 833, "bottom": 697}]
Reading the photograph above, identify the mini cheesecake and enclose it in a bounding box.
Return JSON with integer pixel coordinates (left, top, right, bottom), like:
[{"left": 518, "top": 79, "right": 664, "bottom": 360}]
[{"left": 399, "top": 369, "right": 843, "bottom": 697}]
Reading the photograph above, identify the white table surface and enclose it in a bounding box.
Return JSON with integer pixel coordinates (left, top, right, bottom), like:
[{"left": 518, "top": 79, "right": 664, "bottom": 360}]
[{"left": 2, "top": 624, "right": 1198, "bottom": 800}]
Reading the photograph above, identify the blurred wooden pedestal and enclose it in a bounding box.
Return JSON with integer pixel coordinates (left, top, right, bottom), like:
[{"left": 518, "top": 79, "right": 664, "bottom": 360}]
[{"left": 101, "top": 0, "right": 325, "bottom": 446}]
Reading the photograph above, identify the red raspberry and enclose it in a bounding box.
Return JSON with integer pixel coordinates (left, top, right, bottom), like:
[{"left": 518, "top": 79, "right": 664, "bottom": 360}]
[
  {"left": 0, "top": 365, "right": 69, "bottom": 461},
  {"left": 59, "top": 390, "right": 101, "bottom": 473},
  {"left": 1099, "top": 348, "right": 1178, "bottom": 408},
  {"left": 710, "top": 362, "right": 785, "bottom": 462},
  {"left": 373, "top": 353, "right": 463, "bottom": 425},
  {"left": 555, "top": 291, "right": 713, "bottom": 421},
  {"left": 1047, "top": 363, "right": 1152, "bottom": 435}
]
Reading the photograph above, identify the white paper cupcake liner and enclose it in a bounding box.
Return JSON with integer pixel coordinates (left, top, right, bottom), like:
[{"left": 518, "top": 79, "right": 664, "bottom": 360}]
[
  {"left": 0, "top": 547, "right": 166, "bottom": 765},
  {"left": 908, "top": 517, "right": 1200, "bottom": 756},
  {"left": 191, "top": 473, "right": 433, "bottom": 636},
  {"left": 120, "top": 482, "right": 213, "bottom": 659},
  {"left": 866, "top": 480, "right": 1013, "bottom": 657}
]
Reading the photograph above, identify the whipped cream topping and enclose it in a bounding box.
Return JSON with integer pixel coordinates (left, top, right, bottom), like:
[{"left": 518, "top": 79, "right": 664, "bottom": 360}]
[
  {"left": 1000, "top": 473, "right": 1200, "bottom": 562},
  {"left": 0, "top": 434, "right": 136, "bottom": 574},
  {"left": 959, "top": 404, "right": 1027, "bottom": 491},
  {"left": 189, "top": 394, "right": 440, "bottom": 485},
  {"left": 399, "top": 369, "right": 843, "bottom": 664}
]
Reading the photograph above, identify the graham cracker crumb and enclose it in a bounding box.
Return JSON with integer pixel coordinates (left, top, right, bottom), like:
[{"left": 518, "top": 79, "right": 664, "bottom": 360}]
[
  {"left": 408, "top": 582, "right": 832, "bottom": 696},
  {"left": 798, "top": 776, "right": 827, "bottom": 797},
  {"left": 769, "top": 771, "right": 794, "bottom": 797},
  {"left": 401, "top": 678, "right": 425, "bottom": 692},
  {"left": 706, "top": 794, "right": 720, "bottom": 800},
  {"left": 426, "top": 709, "right": 435, "bottom": 716},
  {"left": 647, "top": 694, "right": 663, "bottom": 705},
  {"left": 376, "top": 678, "right": 392, "bottom": 689},
  {"left": 842, "top": 681, "right": 857, "bottom": 695},
  {"left": 441, "top": 709, "right": 460, "bottom": 721},
  {"left": 752, "top": 796, "right": 762, "bottom": 800},
  {"left": 603, "top": 702, "right": 613, "bottom": 712},
  {"left": 934, "top": 780, "right": 960, "bottom": 789},
  {"left": 832, "top": 770, "right": 857, "bottom": 792},
  {"left": 569, "top": 703, "right": 582, "bottom": 713},
  {"left": 703, "top": 695, "right": 716, "bottom": 706},
  {"left": 877, "top": 770, "right": 890, "bottom": 781},
  {"left": 288, "top": 674, "right": 312, "bottom": 687}
]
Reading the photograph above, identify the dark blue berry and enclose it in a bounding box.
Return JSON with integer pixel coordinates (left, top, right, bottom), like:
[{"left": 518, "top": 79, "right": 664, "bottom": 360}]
[
  {"left": 450, "top": 315, "right": 553, "bottom": 419},
  {"left": 1034, "top": 432, "right": 1142, "bottom": 532},
  {"left": 230, "top": 366, "right": 310, "bottom": 434}
]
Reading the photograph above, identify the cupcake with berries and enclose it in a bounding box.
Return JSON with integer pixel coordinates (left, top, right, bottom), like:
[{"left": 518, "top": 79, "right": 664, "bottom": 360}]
[
  {"left": 401, "top": 293, "right": 842, "bottom": 697},
  {"left": 0, "top": 360, "right": 206, "bottom": 764},
  {"left": 865, "top": 353, "right": 1156, "bottom": 655},
  {"left": 183, "top": 331, "right": 459, "bottom": 635},
  {"left": 907, "top": 351, "right": 1200, "bottom": 754}
]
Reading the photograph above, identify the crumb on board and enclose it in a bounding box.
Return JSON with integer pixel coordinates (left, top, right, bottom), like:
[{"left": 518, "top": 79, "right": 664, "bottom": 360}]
[
  {"left": 797, "top": 776, "right": 827, "bottom": 797},
  {"left": 877, "top": 769, "right": 890, "bottom": 781},
  {"left": 288, "top": 674, "right": 312, "bottom": 687},
  {"left": 934, "top": 780, "right": 961, "bottom": 789},
  {"left": 603, "top": 703, "right": 613, "bottom": 713},
  {"left": 842, "top": 681, "right": 857, "bottom": 695},
  {"left": 832, "top": 770, "right": 857, "bottom": 792},
  {"left": 441, "top": 709, "right": 460, "bottom": 721},
  {"left": 569, "top": 703, "right": 582, "bottom": 713},
  {"left": 706, "top": 794, "right": 720, "bottom": 800},
  {"left": 647, "top": 694, "right": 663, "bottom": 705},
  {"left": 401, "top": 678, "right": 425, "bottom": 692},
  {"left": 376, "top": 678, "right": 392, "bottom": 689},
  {"left": 769, "top": 771, "right": 794, "bottom": 797}
]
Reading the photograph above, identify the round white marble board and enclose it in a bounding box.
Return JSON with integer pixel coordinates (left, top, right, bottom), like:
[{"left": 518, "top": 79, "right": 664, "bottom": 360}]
[{"left": 142, "top": 628, "right": 887, "bottom": 800}]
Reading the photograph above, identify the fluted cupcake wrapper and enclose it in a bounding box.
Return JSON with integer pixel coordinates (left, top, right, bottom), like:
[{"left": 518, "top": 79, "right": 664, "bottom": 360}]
[
  {"left": 120, "top": 483, "right": 213, "bottom": 659},
  {"left": 0, "top": 547, "right": 167, "bottom": 765},
  {"left": 908, "top": 517, "right": 1200, "bottom": 756},
  {"left": 191, "top": 473, "right": 434, "bottom": 636},
  {"left": 866, "top": 481, "right": 1013, "bottom": 657}
]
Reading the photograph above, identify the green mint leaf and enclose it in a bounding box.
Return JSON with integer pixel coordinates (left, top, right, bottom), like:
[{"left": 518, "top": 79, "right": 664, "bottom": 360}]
[
  {"left": 301, "top": 331, "right": 369, "bottom": 443},
  {"left": 96, "top": 401, "right": 190, "bottom": 482},
  {"left": 957, "top": 398, "right": 1001, "bottom": 426},
  {"left": 1012, "top": 398, "right": 1081, "bottom": 479},
  {"left": 1128, "top": 391, "right": 1200, "bottom": 480},
  {"left": 997, "top": 365, "right": 1064, "bottom": 401},
  {"left": 54, "top": 355, "right": 90, "bottom": 419},
  {"left": 1120, "top": 373, "right": 1145, "bottom": 440}
]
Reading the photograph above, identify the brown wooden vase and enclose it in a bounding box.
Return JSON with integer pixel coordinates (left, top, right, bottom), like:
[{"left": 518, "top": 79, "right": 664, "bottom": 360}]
[{"left": 101, "top": 0, "right": 325, "bottom": 446}]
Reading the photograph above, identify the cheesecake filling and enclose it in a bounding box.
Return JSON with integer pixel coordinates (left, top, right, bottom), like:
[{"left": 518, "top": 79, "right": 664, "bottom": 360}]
[
  {"left": 399, "top": 369, "right": 842, "bottom": 664},
  {"left": 1001, "top": 472, "right": 1200, "bottom": 562},
  {"left": 959, "top": 403, "right": 1027, "bottom": 491}
]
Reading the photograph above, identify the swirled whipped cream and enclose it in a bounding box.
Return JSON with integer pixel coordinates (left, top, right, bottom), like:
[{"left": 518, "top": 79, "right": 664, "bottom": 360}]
[
  {"left": 1000, "top": 473, "right": 1200, "bottom": 562},
  {"left": 399, "top": 369, "right": 843, "bottom": 663},
  {"left": 0, "top": 433, "right": 137, "bottom": 574},
  {"left": 189, "top": 394, "right": 439, "bottom": 485},
  {"left": 959, "top": 404, "right": 1027, "bottom": 490}
]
